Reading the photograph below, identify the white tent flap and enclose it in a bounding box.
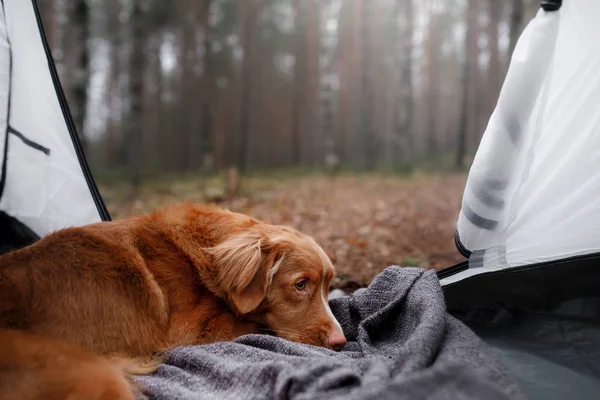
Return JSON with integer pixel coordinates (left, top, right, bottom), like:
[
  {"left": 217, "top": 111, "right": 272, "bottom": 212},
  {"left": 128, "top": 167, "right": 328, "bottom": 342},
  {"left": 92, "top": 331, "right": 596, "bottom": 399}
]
[
  {"left": 446, "top": 0, "right": 600, "bottom": 284},
  {"left": 0, "top": 0, "right": 107, "bottom": 237}
]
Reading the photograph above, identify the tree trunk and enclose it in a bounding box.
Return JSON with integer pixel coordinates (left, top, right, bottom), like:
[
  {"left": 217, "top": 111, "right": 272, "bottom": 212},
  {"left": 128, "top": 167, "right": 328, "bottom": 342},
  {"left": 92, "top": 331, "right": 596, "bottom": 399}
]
[
  {"left": 394, "top": 0, "right": 414, "bottom": 167},
  {"left": 524, "top": 0, "right": 540, "bottom": 23},
  {"left": 359, "top": 0, "right": 376, "bottom": 170},
  {"left": 178, "top": 8, "right": 194, "bottom": 172},
  {"left": 40, "top": 0, "right": 58, "bottom": 52},
  {"left": 487, "top": 0, "right": 502, "bottom": 117},
  {"left": 424, "top": 0, "right": 439, "bottom": 158},
  {"left": 128, "top": 0, "right": 145, "bottom": 187},
  {"left": 200, "top": 0, "right": 215, "bottom": 173},
  {"left": 248, "top": 22, "right": 265, "bottom": 169},
  {"left": 69, "top": 0, "right": 90, "bottom": 151},
  {"left": 235, "top": 0, "right": 260, "bottom": 173},
  {"left": 508, "top": 0, "right": 524, "bottom": 57},
  {"left": 290, "top": 0, "right": 307, "bottom": 166},
  {"left": 320, "top": 0, "right": 339, "bottom": 173},
  {"left": 144, "top": 35, "right": 163, "bottom": 174},
  {"left": 335, "top": 0, "right": 352, "bottom": 164},
  {"left": 338, "top": 0, "right": 364, "bottom": 167},
  {"left": 456, "top": 0, "right": 478, "bottom": 168},
  {"left": 305, "top": 0, "right": 320, "bottom": 167},
  {"left": 106, "top": 36, "right": 120, "bottom": 169}
]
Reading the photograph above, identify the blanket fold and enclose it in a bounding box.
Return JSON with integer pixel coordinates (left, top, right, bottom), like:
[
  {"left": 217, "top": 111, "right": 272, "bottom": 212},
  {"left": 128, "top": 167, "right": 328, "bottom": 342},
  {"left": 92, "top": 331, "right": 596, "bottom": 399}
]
[{"left": 136, "top": 267, "right": 524, "bottom": 400}]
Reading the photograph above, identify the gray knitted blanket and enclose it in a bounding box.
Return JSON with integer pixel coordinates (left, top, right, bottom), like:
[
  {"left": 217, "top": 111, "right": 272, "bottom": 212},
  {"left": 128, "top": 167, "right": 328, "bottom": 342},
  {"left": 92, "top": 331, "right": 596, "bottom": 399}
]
[{"left": 135, "top": 267, "right": 524, "bottom": 400}]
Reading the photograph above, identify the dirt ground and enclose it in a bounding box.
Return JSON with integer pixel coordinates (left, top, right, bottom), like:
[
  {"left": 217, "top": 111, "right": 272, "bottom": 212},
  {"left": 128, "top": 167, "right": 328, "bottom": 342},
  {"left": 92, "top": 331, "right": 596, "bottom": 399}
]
[{"left": 98, "top": 172, "right": 468, "bottom": 291}]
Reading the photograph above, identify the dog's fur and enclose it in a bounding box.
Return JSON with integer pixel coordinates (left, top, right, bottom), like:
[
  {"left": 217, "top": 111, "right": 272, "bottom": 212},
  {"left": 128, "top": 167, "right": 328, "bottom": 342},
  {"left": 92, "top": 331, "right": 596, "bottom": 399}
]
[
  {"left": 0, "top": 329, "right": 154, "bottom": 400},
  {"left": 0, "top": 203, "right": 345, "bottom": 399}
]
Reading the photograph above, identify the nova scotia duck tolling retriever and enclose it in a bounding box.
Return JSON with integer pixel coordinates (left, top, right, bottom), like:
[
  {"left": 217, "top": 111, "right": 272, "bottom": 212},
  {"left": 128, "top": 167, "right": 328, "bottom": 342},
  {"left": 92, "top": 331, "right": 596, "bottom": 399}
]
[{"left": 0, "top": 202, "right": 346, "bottom": 399}]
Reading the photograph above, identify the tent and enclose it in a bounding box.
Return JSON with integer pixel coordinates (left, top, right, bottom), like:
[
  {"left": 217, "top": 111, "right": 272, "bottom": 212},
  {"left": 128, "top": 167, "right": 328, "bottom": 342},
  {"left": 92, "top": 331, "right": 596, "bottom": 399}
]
[
  {"left": 1, "top": 0, "right": 599, "bottom": 399},
  {"left": 0, "top": 0, "right": 109, "bottom": 254},
  {"left": 438, "top": 0, "right": 600, "bottom": 399}
]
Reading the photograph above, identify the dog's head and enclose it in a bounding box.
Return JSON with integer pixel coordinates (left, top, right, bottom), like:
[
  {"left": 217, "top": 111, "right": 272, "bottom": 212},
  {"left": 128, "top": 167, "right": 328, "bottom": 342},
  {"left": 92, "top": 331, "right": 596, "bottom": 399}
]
[{"left": 206, "top": 223, "right": 346, "bottom": 351}]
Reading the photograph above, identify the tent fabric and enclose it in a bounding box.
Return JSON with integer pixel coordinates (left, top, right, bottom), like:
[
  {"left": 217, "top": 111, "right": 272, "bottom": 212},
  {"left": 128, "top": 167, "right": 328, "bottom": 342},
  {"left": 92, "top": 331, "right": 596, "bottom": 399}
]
[
  {"left": 0, "top": 0, "right": 108, "bottom": 238},
  {"left": 461, "top": 297, "right": 600, "bottom": 400},
  {"left": 446, "top": 0, "right": 600, "bottom": 285},
  {"left": 438, "top": 3, "right": 600, "bottom": 400},
  {"left": 442, "top": 253, "right": 600, "bottom": 312}
]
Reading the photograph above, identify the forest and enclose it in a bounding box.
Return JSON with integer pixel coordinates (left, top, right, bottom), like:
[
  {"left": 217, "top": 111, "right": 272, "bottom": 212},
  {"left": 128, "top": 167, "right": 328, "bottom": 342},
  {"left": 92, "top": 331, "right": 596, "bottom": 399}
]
[
  {"left": 38, "top": 0, "right": 540, "bottom": 178},
  {"left": 36, "top": 0, "right": 543, "bottom": 288}
]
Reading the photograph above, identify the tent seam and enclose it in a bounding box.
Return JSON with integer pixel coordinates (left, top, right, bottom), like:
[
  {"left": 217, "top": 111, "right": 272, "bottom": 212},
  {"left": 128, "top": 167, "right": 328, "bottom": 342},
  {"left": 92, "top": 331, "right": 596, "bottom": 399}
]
[
  {"left": 29, "top": 0, "right": 111, "bottom": 222},
  {"left": 0, "top": 0, "right": 12, "bottom": 202}
]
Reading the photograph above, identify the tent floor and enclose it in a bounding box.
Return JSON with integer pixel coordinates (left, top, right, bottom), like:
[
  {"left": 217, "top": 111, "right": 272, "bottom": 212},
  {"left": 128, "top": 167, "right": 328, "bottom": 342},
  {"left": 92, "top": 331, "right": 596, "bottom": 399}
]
[{"left": 466, "top": 298, "right": 600, "bottom": 400}]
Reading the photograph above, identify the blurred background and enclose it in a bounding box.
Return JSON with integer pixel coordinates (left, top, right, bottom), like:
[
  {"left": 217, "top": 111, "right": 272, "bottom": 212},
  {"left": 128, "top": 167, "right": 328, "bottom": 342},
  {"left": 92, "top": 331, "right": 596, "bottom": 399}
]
[{"left": 37, "top": 0, "right": 541, "bottom": 289}]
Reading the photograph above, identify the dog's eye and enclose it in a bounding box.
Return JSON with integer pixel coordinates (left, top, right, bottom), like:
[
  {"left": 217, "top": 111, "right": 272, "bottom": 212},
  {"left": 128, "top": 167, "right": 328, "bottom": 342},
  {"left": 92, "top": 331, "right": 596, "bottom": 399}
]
[{"left": 294, "top": 280, "right": 307, "bottom": 291}]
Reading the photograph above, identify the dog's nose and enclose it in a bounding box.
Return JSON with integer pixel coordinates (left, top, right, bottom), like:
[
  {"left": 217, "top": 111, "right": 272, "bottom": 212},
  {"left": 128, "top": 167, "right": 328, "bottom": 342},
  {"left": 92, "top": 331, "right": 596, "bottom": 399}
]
[{"left": 328, "top": 331, "right": 347, "bottom": 351}]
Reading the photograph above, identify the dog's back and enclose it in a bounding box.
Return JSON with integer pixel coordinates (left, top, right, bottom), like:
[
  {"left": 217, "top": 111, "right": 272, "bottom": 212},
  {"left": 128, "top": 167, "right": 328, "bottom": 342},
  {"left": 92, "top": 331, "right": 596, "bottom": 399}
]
[
  {"left": 0, "top": 329, "right": 141, "bottom": 400},
  {"left": 0, "top": 228, "right": 164, "bottom": 398},
  {"left": 0, "top": 225, "right": 169, "bottom": 357}
]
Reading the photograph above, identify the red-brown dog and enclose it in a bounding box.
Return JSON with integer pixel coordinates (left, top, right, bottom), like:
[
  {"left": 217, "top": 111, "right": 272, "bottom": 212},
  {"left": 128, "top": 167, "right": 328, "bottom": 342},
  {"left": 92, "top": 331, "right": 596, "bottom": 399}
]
[
  {"left": 0, "top": 203, "right": 345, "bottom": 399},
  {"left": 0, "top": 329, "right": 152, "bottom": 400}
]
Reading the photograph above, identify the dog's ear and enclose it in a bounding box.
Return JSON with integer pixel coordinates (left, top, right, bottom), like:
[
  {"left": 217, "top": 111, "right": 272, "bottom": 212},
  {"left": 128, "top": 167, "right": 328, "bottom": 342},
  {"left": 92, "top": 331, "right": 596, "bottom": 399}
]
[{"left": 206, "top": 230, "right": 277, "bottom": 314}]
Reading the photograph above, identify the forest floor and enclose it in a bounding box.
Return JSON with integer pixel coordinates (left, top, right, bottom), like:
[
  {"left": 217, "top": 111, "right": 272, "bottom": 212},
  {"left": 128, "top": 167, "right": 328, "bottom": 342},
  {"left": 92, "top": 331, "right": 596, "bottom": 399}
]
[{"left": 98, "top": 172, "right": 467, "bottom": 292}]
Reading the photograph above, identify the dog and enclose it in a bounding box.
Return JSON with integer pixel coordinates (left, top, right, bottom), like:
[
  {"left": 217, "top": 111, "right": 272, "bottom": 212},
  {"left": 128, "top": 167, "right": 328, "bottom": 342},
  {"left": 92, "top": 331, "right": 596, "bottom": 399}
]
[
  {"left": 0, "top": 202, "right": 346, "bottom": 398},
  {"left": 0, "top": 329, "right": 153, "bottom": 400}
]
